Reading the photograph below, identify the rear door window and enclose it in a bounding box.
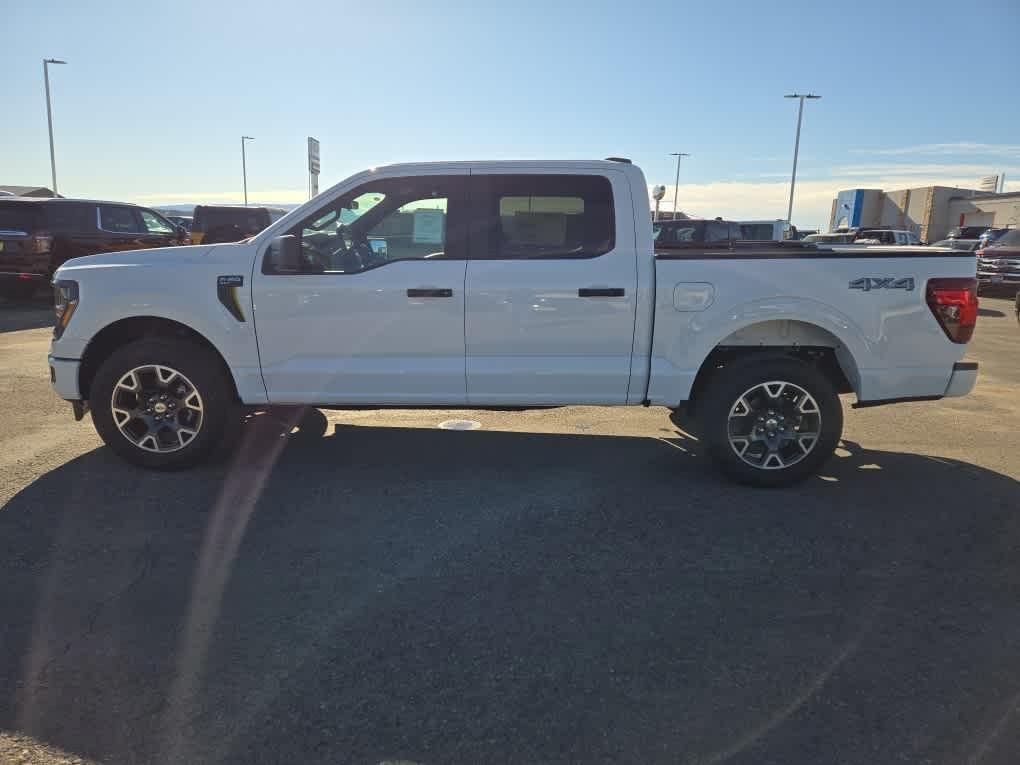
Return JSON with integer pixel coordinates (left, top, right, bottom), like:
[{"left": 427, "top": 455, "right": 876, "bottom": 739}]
[
  {"left": 100, "top": 205, "right": 144, "bottom": 233},
  {"left": 45, "top": 204, "right": 91, "bottom": 231},
  {"left": 469, "top": 174, "right": 614, "bottom": 259}
]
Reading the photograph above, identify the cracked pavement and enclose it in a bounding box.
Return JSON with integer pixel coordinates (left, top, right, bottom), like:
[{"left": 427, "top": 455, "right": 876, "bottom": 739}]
[{"left": 1, "top": 296, "right": 1019, "bottom": 764}]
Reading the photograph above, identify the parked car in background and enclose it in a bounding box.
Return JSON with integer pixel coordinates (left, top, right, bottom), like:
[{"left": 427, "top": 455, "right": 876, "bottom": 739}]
[
  {"left": 853, "top": 229, "right": 922, "bottom": 245},
  {"left": 929, "top": 238, "right": 981, "bottom": 251},
  {"left": 653, "top": 218, "right": 739, "bottom": 248},
  {"left": 947, "top": 225, "right": 988, "bottom": 240},
  {"left": 977, "top": 227, "right": 1012, "bottom": 250},
  {"left": 0, "top": 198, "right": 183, "bottom": 299},
  {"left": 191, "top": 206, "right": 271, "bottom": 244},
  {"left": 802, "top": 232, "right": 855, "bottom": 245},
  {"left": 167, "top": 215, "right": 193, "bottom": 233},
  {"left": 976, "top": 229, "right": 1020, "bottom": 294}
]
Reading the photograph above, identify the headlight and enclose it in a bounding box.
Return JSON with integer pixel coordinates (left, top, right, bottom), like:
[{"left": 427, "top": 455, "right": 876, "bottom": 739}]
[{"left": 52, "top": 279, "right": 79, "bottom": 339}]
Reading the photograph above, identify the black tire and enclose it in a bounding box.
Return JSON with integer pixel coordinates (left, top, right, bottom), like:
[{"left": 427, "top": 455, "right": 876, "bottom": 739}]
[
  {"left": 89, "top": 337, "right": 238, "bottom": 469},
  {"left": 1014, "top": 290, "right": 1020, "bottom": 327},
  {"left": 698, "top": 356, "right": 843, "bottom": 487}
]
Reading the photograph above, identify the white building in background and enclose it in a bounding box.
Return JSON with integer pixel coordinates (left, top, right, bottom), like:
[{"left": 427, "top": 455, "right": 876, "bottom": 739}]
[{"left": 830, "top": 185, "right": 1019, "bottom": 242}]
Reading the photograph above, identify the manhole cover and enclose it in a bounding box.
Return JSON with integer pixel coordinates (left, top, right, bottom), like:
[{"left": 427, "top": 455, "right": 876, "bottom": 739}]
[{"left": 437, "top": 419, "right": 482, "bottom": 431}]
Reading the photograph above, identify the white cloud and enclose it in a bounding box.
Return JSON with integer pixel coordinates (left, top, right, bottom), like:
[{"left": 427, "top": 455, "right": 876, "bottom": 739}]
[
  {"left": 854, "top": 143, "right": 1020, "bottom": 159},
  {"left": 833, "top": 163, "right": 1020, "bottom": 178}
]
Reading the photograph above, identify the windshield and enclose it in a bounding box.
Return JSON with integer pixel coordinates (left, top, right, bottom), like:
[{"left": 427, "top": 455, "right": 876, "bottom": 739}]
[{"left": 990, "top": 229, "right": 1020, "bottom": 247}]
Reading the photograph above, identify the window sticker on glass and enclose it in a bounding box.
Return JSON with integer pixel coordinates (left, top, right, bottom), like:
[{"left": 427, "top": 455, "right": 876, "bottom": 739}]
[{"left": 413, "top": 209, "right": 444, "bottom": 244}]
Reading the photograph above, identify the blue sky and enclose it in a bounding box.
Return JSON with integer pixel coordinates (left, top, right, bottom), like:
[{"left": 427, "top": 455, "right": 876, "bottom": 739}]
[{"left": 3, "top": 0, "right": 1019, "bottom": 229}]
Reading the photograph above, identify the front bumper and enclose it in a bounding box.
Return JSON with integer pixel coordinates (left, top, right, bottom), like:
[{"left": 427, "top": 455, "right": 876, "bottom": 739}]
[
  {"left": 49, "top": 355, "right": 81, "bottom": 400},
  {"left": 944, "top": 361, "right": 978, "bottom": 398}
]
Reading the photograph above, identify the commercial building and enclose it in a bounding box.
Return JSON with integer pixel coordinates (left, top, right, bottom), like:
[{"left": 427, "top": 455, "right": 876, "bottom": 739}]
[
  {"left": 829, "top": 186, "right": 1020, "bottom": 242},
  {"left": 0, "top": 185, "right": 58, "bottom": 198}
]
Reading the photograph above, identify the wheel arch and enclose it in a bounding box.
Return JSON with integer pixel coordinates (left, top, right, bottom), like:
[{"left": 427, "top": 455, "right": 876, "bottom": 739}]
[
  {"left": 78, "top": 316, "right": 240, "bottom": 402},
  {"left": 684, "top": 319, "right": 859, "bottom": 417}
]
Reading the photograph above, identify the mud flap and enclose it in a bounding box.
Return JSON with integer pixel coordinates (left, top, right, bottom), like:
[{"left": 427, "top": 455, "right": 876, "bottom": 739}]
[{"left": 71, "top": 400, "right": 90, "bottom": 421}]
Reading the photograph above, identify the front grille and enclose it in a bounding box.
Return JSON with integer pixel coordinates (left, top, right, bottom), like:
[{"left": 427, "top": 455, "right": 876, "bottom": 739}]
[{"left": 978, "top": 257, "right": 1020, "bottom": 281}]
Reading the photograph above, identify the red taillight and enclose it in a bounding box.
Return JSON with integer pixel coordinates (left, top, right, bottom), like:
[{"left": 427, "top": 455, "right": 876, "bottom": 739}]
[
  {"left": 30, "top": 232, "right": 53, "bottom": 254},
  {"left": 926, "top": 277, "right": 978, "bottom": 344}
]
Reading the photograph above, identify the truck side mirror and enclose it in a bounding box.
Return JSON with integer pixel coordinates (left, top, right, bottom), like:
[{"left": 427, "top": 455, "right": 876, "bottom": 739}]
[{"left": 265, "top": 235, "right": 300, "bottom": 274}]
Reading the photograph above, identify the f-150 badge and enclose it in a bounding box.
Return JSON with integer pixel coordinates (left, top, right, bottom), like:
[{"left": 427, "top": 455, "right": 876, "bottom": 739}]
[{"left": 849, "top": 277, "right": 915, "bottom": 291}]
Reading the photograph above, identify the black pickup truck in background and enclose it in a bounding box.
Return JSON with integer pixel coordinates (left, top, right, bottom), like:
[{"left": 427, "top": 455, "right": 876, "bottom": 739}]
[{"left": 0, "top": 197, "right": 186, "bottom": 299}]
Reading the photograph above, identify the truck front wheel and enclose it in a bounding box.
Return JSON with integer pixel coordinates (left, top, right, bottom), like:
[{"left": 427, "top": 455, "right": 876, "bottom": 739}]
[
  {"left": 698, "top": 357, "right": 843, "bottom": 487},
  {"left": 89, "top": 338, "right": 238, "bottom": 469}
]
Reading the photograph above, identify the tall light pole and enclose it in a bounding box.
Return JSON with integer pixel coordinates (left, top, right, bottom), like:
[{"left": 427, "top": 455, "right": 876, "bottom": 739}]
[
  {"left": 241, "top": 136, "right": 254, "bottom": 205},
  {"left": 784, "top": 93, "right": 821, "bottom": 224},
  {"left": 670, "top": 152, "right": 690, "bottom": 218},
  {"left": 43, "top": 58, "right": 67, "bottom": 195}
]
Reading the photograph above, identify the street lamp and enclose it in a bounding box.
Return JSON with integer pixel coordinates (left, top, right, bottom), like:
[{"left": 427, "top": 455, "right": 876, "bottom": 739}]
[
  {"left": 241, "top": 136, "right": 255, "bottom": 206},
  {"left": 43, "top": 58, "right": 67, "bottom": 195},
  {"left": 670, "top": 152, "right": 690, "bottom": 218},
  {"left": 783, "top": 93, "right": 821, "bottom": 224},
  {"left": 651, "top": 185, "right": 666, "bottom": 222}
]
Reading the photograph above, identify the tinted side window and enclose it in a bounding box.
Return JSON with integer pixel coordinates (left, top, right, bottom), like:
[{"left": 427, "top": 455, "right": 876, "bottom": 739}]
[
  {"left": 100, "top": 205, "right": 143, "bottom": 233},
  {"left": 471, "top": 174, "right": 614, "bottom": 259},
  {"left": 45, "top": 204, "right": 91, "bottom": 231},
  {"left": 654, "top": 221, "right": 703, "bottom": 245},
  {"left": 705, "top": 221, "right": 731, "bottom": 243},
  {"left": 0, "top": 204, "right": 42, "bottom": 233}
]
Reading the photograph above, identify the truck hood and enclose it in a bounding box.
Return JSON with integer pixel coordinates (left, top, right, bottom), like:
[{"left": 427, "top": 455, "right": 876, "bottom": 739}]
[{"left": 55, "top": 244, "right": 222, "bottom": 276}]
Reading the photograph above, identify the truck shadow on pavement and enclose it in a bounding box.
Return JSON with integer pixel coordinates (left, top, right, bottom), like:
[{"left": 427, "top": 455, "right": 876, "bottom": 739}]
[{"left": 2, "top": 409, "right": 1020, "bottom": 765}]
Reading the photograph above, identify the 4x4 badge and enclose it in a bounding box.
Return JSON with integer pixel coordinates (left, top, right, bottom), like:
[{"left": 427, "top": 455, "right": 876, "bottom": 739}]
[{"left": 849, "top": 277, "right": 915, "bottom": 291}]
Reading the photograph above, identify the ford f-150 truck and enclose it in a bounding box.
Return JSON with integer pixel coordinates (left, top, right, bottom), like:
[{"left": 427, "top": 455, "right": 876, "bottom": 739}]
[{"left": 48, "top": 160, "right": 980, "bottom": 486}]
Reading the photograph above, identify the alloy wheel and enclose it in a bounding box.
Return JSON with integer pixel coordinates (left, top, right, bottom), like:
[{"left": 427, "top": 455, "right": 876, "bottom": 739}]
[
  {"left": 110, "top": 364, "right": 204, "bottom": 453},
  {"left": 727, "top": 380, "right": 821, "bottom": 470}
]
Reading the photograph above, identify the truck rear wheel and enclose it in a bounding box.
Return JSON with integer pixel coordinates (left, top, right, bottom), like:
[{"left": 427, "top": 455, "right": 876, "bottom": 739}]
[
  {"left": 698, "top": 356, "right": 843, "bottom": 487},
  {"left": 89, "top": 338, "right": 238, "bottom": 469}
]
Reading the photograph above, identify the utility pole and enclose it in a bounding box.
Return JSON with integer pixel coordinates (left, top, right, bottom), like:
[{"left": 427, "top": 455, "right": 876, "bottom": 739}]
[
  {"left": 43, "top": 58, "right": 67, "bottom": 195},
  {"left": 670, "top": 152, "right": 690, "bottom": 218},
  {"left": 241, "top": 136, "right": 254, "bottom": 206},
  {"left": 783, "top": 93, "right": 821, "bottom": 224}
]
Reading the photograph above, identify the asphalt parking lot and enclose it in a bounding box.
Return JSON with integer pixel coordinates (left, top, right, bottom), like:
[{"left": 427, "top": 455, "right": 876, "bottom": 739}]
[{"left": 1, "top": 296, "right": 1018, "bottom": 765}]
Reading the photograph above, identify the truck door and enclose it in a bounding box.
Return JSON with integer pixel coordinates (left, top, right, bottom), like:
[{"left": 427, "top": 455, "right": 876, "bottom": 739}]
[
  {"left": 251, "top": 173, "right": 469, "bottom": 405},
  {"left": 464, "top": 170, "right": 637, "bottom": 405}
]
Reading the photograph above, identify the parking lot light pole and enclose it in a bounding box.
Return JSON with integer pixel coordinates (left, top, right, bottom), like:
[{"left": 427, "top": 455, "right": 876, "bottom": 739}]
[
  {"left": 784, "top": 93, "right": 821, "bottom": 224},
  {"left": 241, "top": 136, "right": 254, "bottom": 206},
  {"left": 43, "top": 58, "right": 67, "bottom": 195},
  {"left": 670, "top": 152, "right": 690, "bottom": 218}
]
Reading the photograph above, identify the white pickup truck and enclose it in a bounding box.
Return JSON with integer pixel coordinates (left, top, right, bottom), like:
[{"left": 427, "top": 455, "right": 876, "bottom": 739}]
[{"left": 48, "top": 159, "right": 979, "bottom": 486}]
